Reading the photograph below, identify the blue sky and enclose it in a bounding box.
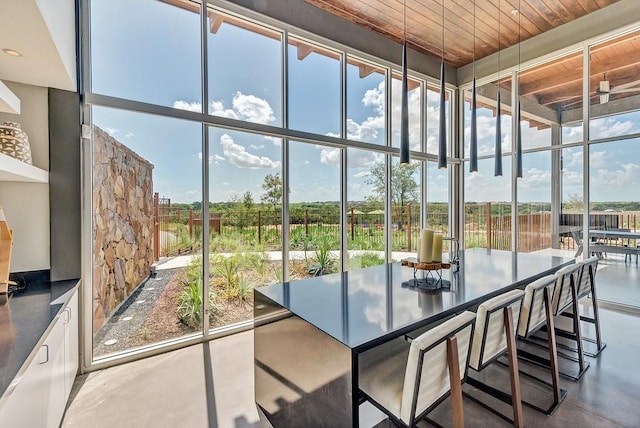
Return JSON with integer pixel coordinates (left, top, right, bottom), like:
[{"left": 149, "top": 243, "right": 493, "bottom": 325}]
[{"left": 90, "top": 0, "right": 640, "bottom": 205}]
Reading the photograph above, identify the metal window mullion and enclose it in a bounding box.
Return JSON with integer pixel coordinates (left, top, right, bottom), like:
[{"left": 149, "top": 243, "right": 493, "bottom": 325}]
[
  {"left": 582, "top": 46, "right": 590, "bottom": 260},
  {"left": 282, "top": 30, "right": 290, "bottom": 281},
  {"left": 511, "top": 70, "right": 518, "bottom": 252},
  {"left": 421, "top": 81, "right": 427, "bottom": 229},
  {"left": 200, "top": 2, "right": 210, "bottom": 333},
  {"left": 79, "top": 0, "right": 93, "bottom": 373},
  {"left": 454, "top": 88, "right": 464, "bottom": 246},
  {"left": 340, "top": 53, "right": 348, "bottom": 271},
  {"left": 551, "top": 124, "right": 562, "bottom": 249},
  {"left": 385, "top": 68, "right": 392, "bottom": 263}
]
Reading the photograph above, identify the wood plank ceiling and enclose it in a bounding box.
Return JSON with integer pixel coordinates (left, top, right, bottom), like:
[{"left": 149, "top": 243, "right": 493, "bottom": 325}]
[
  {"left": 305, "top": 0, "right": 620, "bottom": 68},
  {"left": 305, "top": 0, "right": 640, "bottom": 118}
]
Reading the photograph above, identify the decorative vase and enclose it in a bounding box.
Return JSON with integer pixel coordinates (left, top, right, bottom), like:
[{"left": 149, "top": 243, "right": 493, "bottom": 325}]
[{"left": 0, "top": 122, "right": 33, "bottom": 165}]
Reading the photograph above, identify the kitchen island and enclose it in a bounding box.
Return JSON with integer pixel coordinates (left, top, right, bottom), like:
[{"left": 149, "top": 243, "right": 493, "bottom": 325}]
[{"left": 254, "top": 248, "right": 573, "bottom": 428}]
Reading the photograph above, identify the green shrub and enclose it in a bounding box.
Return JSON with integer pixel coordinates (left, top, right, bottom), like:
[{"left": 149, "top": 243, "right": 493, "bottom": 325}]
[
  {"left": 307, "top": 235, "right": 337, "bottom": 276},
  {"left": 177, "top": 258, "right": 219, "bottom": 328},
  {"left": 348, "top": 252, "right": 385, "bottom": 270}
]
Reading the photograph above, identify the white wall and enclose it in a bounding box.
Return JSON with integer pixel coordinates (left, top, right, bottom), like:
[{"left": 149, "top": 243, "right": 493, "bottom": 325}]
[
  {"left": 0, "top": 81, "right": 50, "bottom": 272},
  {"left": 35, "top": 0, "right": 77, "bottom": 90}
]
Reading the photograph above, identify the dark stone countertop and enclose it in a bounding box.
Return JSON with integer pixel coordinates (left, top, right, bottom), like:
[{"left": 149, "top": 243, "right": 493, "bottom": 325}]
[
  {"left": 0, "top": 275, "right": 80, "bottom": 401},
  {"left": 256, "top": 248, "right": 574, "bottom": 351}
]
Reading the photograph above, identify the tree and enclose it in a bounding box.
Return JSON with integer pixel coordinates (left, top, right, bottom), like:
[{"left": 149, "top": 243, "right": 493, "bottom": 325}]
[
  {"left": 563, "top": 193, "right": 584, "bottom": 212},
  {"left": 365, "top": 161, "right": 419, "bottom": 205},
  {"left": 261, "top": 173, "right": 282, "bottom": 211},
  {"left": 365, "top": 161, "right": 419, "bottom": 230},
  {"left": 242, "top": 191, "right": 254, "bottom": 211}
]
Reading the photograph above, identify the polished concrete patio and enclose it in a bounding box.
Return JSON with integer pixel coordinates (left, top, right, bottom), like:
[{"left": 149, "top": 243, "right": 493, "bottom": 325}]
[{"left": 63, "top": 301, "right": 640, "bottom": 428}]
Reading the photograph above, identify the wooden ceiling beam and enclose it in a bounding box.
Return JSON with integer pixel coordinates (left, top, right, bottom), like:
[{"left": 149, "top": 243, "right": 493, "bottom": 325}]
[
  {"left": 561, "top": 92, "right": 640, "bottom": 124},
  {"left": 520, "top": 48, "right": 640, "bottom": 97}
]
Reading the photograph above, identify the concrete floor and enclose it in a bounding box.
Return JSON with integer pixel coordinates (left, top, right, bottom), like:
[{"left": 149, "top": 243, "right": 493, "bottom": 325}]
[
  {"left": 63, "top": 332, "right": 261, "bottom": 428},
  {"left": 63, "top": 304, "right": 640, "bottom": 428},
  {"left": 64, "top": 254, "right": 640, "bottom": 427}
]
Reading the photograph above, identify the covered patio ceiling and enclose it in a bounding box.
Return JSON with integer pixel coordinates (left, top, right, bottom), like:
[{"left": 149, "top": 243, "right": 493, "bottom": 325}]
[{"left": 304, "top": 0, "right": 640, "bottom": 123}]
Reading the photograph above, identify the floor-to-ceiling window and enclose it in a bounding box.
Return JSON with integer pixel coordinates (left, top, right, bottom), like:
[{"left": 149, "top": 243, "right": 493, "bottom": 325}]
[
  {"left": 84, "top": 0, "right": 453, "bottom": 366},
  {"left": 463, "top": 79, "right": 513, "bottom": 250},
  {"left": 89, "top": 0, "right": 204, "bottom": 358},
  {"left": 587, "top": 30, "right": 640, "bottom": 307}
]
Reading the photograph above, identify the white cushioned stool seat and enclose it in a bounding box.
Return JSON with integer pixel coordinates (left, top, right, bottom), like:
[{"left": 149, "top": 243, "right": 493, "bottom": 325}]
[
  {"left": 551, "top": 263, "right": 581, "bottom": 315},
  {"left": 517, "top": 275, "right": 557, "bottom": 338},
  {"left": 469, "top": 289, "right": 524, "bottom": 371},
  {"left": 576, "top": 257, "right": 598, "bottom": 299},
  {"left": 359, "top": 311, "right": 476, "bottom": 426}
]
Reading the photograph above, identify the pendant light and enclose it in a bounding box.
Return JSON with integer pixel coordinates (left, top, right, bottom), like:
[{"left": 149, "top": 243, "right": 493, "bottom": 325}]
[
  {"left": 494, "top": 0, "right": 503, "bottom": 176},
  {"left": 437, "top": 0, "right": 447, "bottom": 169},
  {"left": 399, "top": 0, "right": 410, "bottom": 165},
  {"left": 516, "top": 0, "right": 523, "bottom": 178},
  {"left": 469, "top": 0, "right": 478, "bottom": 173}
]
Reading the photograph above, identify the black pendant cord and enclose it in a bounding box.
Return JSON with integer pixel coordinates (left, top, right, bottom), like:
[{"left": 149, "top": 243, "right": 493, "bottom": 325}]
[
  {"left": 516, "top": 0, "right": 523, "bottom": 178},
  {"left": 438, "top": 0, "right": 447, "bottom": 169},
  {"left": 470, "top": 0, "right": 478, "bottom": 172},
  {"left": 495, "top": 0, "right": 503, "bottom": 176},
  {"left": 400, "top": 1, "right": 410, "bottom": 165}
]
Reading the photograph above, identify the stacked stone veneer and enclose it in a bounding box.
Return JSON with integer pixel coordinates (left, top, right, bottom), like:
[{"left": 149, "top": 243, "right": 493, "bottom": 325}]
[{"left": 93, "top": 126, "right": 154, "bottom": 333}]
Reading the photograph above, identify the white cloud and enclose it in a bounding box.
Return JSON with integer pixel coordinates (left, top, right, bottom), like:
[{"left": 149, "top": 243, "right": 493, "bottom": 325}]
[
  {"left": 519, "top": 167, "right": 551, "bottom": 189},
  {"left": 232, "top": 92, "right": 275, "bottom": 124},
  {"left": 105, "top": 127, "right": 118, "bottom": 135},
  {"left": 263, "top": 136, "right": 282, "bottom": 146},
  {"left": 173, "top": 101, "right": 202, "bottom": 113},
  {"left": 219, "top": 133, "right": 280, "bottom": 169},
  {"left": 591, "top": 117, "right": 640, "bottom": 139},
  {"left": 125, "top": 132, "right": 134, "bottom": 138},
  {"left": 209, "top": 100, "right": 239, "bottom": 119},
  {"left": 197, "top": 152, "right": 216, "bottom": 164},
  {"left": 251, "top": 144, "right": 264, "bottom": 150},
  {"left": 318, "top": 146, "right": 340, "bottom": 166},
  {"left": 174, "top": 92, "right": 275, "bottom": 125},
  {"left": 592, "top": 162, "right": 640, "bottom": 188},
  {"left": 589, "top": 150, "right": 609, "bottom": 169}
]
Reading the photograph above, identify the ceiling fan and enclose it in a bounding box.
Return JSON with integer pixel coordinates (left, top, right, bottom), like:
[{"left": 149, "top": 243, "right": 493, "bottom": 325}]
[{"left": 595, "top": 73, "right": 640, "bottom": 104}]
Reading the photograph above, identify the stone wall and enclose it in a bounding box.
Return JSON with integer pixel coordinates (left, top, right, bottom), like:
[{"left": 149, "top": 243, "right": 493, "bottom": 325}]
[{"left": 92, "top": 126, "right": 154, "bottom": 333}]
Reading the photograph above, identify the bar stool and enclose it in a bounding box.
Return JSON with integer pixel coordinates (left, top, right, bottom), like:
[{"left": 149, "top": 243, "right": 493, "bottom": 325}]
[
  {"left": 551, "top": 263, "right": 589, "bottom": 380},
  {"left": 570, "top": 256, "right": 605, "bottom": 357},
  {"left": 516, "top": 274, "right": 566, "bottom": 414},
  {"left": 466, "top": 289, "right": 525, "bottom": 428},
  {"left": 359, "top": 311, "right": 476, "bottom": 428}
]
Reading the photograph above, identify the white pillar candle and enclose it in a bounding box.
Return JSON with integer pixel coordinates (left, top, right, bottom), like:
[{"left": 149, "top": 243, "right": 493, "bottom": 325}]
[
  {"left": 416, "top": 238, "right": 422, "bottom": 261},
  {"left": 432, "top": 233, "right": 443, "bottom": 262},
  {"left": 420, "top": 229, "right": 434, "bottom": 263}
]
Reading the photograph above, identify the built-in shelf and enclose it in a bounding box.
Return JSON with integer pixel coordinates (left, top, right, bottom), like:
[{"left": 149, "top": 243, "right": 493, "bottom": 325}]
[
  {"left": 0, "top": 152, "right": 48, "bottom": 183},
  {"left": 0, "top": 81, "right": 20, "bottom": 114}
]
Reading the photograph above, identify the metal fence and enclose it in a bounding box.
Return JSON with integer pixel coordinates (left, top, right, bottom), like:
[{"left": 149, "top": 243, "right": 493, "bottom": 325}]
[{"left": 152, "top": 195, "right": 638, "bottom": 259}]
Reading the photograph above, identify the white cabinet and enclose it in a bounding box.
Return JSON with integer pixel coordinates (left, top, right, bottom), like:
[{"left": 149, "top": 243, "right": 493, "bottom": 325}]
[
  {"left": 63, "top": 290, "right": 79, "bottom": 399},
  {"left": 0, "top": 287, "right": 79, "bottom": 428}
]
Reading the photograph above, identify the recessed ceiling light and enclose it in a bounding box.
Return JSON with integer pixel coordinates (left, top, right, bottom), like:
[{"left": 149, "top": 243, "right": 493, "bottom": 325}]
[
  {"left": 2, "top": 49, "right": 22, "bottom": 57},
  {"left": 511, "top": 9, "right": 519, "bottom": 15}
]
